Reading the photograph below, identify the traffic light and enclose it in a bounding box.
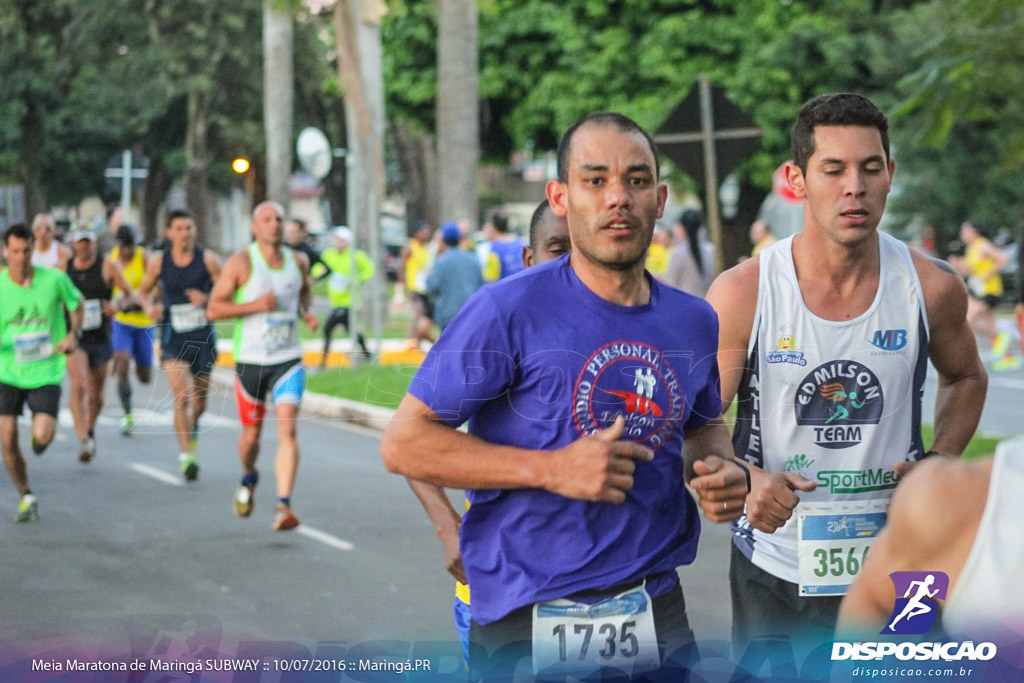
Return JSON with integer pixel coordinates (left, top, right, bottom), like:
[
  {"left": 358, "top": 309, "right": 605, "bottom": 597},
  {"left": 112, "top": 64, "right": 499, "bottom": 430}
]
[{"left": 232, "top": 158, "right": 251, "bottom": 174}]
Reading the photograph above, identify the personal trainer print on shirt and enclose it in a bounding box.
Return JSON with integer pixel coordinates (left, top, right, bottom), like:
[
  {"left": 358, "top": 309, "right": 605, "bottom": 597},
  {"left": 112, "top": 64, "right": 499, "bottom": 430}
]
[{"left": 573, "top": 341, "right": 685, "bottom": 450}]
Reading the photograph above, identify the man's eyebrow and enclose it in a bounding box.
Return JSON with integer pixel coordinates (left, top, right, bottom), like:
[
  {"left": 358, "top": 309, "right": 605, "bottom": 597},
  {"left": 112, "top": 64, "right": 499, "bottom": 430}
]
[
  {"left": 626, "top": 163, "right": 654, "bottom": 175},
  {"left": 579, "top": 163, "right": 609, "bottom": 173},
  {"left": 819, "top": 155, "right": 886, "bottom": 166}
]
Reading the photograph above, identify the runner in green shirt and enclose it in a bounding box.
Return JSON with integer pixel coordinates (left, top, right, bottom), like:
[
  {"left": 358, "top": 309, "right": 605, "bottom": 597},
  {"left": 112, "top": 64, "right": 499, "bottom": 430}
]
[{"left": 0, "top": 223, "right": 83, "bottom": 522}]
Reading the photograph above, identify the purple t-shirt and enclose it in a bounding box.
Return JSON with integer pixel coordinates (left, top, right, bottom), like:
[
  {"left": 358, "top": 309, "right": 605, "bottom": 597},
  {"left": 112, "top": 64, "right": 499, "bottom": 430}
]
[{"left": 408, "top": 255, "right": 722, "bottom": 625}]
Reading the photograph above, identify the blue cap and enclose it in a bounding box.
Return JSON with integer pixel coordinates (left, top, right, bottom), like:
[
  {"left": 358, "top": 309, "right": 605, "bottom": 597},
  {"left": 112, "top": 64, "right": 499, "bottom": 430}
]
[{"left": 441, "top": 221, "right": 461, "bottom": 246}]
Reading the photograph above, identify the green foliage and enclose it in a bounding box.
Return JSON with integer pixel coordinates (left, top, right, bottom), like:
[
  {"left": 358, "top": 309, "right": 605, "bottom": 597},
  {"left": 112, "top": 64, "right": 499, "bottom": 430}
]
[{"left": 384, "top": 0, "right": 905, "bottom": 189}]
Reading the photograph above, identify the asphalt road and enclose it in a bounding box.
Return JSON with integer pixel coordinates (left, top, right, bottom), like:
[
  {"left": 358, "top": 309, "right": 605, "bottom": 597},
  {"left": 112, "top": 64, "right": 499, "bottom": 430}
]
[{"left": 1, "top": 353, "right": 1019, "bottom": 677}]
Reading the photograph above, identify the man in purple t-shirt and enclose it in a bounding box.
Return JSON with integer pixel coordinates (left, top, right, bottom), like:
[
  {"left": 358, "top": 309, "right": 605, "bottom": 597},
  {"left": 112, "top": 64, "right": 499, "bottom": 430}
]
[{"left": 381, "top": 113, "right": 749, "bottom": 678}]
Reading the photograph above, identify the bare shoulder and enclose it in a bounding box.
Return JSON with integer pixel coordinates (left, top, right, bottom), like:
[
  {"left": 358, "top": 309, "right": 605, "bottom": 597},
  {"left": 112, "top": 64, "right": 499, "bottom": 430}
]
[
  {"left": 203, "top": 248, "right": 223, "bottom": 268},
  {"left": 908, "top": 248, "right": 968, "bottom": 327},
  {"left": 293, "top": 249, "right": 311, "bottom": 271},
  {"left": 888, "top": 457, "right": 983, "bottom": 558},
  {"left": 706, "top": 256, "right": 760, "bottom": 333},
  {"left": 221, "top": 249, "right": 252, "bottom": 284}
]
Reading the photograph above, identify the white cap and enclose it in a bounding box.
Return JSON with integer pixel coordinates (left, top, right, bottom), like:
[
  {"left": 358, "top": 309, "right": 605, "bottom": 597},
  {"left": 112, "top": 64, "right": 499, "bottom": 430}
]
[{"left": 333, "top": 226, "right": 353, "bottom": 242}]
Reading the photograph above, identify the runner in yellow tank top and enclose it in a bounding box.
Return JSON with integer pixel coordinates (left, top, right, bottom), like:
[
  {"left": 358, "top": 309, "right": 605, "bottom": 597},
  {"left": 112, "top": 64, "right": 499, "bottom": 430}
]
[
  {"left": 953, "top": 221, "right": 1020, "bottom": 371},
  {"left": 107, "top": 226, "right": 154, "bottom": 434},
  {"left": 400, "top": 222, "right": 436, "bottom": 350}
]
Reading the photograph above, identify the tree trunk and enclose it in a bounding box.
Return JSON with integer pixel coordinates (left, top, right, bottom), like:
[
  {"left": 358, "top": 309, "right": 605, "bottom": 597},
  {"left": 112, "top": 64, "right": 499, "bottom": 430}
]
[
  {"left": 394, "top": 120, "right": 439, "bottom": 233},
  {"left": 263, "top": 1, "right": 294, "bottom": 210},
  {"left": 437, "top": 0, "right": 479, "bottom": 230},
  {"left": 185, "top": 89, "right": 212, "bottom": 244},
  {"left": 18, "top": 99, "right": 47, "bottom": 219},
  {"left": 140, "top": 157, "right": 173, "bottom": 244}
]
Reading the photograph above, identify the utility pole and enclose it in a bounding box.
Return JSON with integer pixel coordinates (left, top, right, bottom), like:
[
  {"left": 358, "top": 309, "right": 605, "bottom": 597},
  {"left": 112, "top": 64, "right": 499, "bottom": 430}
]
[{"left": 264, "top": 0, "right": 294, "bottom": 210}]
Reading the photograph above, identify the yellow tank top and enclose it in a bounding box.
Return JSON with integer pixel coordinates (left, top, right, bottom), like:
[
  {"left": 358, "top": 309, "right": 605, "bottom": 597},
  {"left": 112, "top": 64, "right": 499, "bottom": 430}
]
[
  {"left": 112, "top": 247, "right": 155, "bottom": 327},
  {"left": 405, "top": 240, "right": 429, "bottom": 294},
  {"left": 966, "top": 238, "right": 1003, "bottom": 297},
  {"left": 646, "top": 243, "right": 669, "bottom": 277}
]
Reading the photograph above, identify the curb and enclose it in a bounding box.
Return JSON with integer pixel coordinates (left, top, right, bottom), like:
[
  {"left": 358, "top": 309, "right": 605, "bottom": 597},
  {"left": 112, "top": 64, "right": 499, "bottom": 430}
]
[{"left": 210, "top": 368, "right": 395, "bottom": 432}]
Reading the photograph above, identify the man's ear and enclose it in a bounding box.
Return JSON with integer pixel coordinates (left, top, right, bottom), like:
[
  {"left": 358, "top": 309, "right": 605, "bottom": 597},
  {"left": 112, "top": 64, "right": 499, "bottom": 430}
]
[
  {"left": 546, "top": 181, "right": 568, "bottom": 218},
  {"left": 785, "top": 160, "right": 807, "bottom": 200}
]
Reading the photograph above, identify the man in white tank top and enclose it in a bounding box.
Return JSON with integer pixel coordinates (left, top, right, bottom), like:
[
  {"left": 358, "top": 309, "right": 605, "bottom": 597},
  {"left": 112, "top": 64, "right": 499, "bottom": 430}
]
[
  {"left": 207, "top": 201, "right": 319, "bottom": 532},
  {"left": 30, "top": 213, "right": 71, "bottom": 271},
  {"left": 706, "top": 93, "right": 988, "bottom": 656},
  {"left": 837, "top": 437, "right": 1024, "bottom": 638}
]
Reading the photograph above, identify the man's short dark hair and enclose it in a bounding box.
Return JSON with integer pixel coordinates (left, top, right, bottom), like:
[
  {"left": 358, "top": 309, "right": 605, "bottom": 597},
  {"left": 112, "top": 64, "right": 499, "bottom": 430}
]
[
  {"left": 528, "top": 201, "right": 553, "bottom": 251},
  {"left": 290, "top": 218, "right": 308, "bottom": 232},
  {"left": 490, "top": 212, "right": 509, "bottom": 234},
  {"left": 166, "top": 209, "right": 192, "bottom": 227},
  {"left": 791, "top": 93, "right": 890, "bottom": 174},
  {"left": 556, "top": 112, "right": 660, "bottom": 183},
  {"left": 3, "top": 223, "right": 33, "bottom": 245}
]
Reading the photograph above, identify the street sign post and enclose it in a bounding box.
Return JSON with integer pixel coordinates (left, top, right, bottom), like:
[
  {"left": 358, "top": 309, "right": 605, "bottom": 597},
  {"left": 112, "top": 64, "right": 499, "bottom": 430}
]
[
  {"left": 655, "top": 75, "right": 762, "bottom": 275},
  {"left": 104, "top": 150, "right": 149, "bottom": 223}
]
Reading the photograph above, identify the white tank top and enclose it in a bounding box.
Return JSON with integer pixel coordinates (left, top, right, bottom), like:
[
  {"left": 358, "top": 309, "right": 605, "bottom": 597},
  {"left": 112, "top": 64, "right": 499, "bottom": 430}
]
[
  {"left": 232, "top": 243, "right": 303, "bottom": 365},
  {"left": 731, "top": 232, "right": 930, "bottom": 584},
  {"left": 943, "top": 439, "right": 1024, "bottom": 634},
  {"left": 31, "top": 241, "right": 60, "bottom": 268}
]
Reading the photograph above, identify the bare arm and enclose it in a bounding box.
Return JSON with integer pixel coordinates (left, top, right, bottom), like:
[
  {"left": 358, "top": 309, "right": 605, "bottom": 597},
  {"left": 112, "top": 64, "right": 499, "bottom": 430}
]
[
  {"left": 899, "top": 255, "right": 987, "bottom": 471},
  {"left": 57, "top": 244, "right": 73, "bottom": 272},
  {"left": 103, "top": 258, "right": 136, "bottom": 297},
  {"left": 381, "top": 394, "right": 654, "bottom": 503},
  {"left": 705, "top": 258, "right": 816, "bottom": 532},
  {"left": 406, "top": 479, "right": 466, "bottom": 583},
  {"left": 206, "top": 251, "right": 275, "bottom": 320},
  {"left": 138, "top": 252, "right": 163, "bottom": 301},
  {"left": 294, "top": 251, "right": 318, "bottom": 332},
  {"left": 838, "top": 457, "right": 982, "bottom": 636},
  {"left": 56, "top": 293, "right": 84, "bottom": 354},
  {"left": 204, "top": 249, "right": 223, "bottom": 285}
]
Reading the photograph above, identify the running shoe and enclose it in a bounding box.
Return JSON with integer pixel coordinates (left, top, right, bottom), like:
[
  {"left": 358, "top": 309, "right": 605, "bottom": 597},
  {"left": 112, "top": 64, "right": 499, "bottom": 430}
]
[
  {"left": 78, "top": 437, "right": 96, "bottom": 463},
  {"left": 15, "top": 493, "right": 38, "bottom": 523},
  {"left": 271, "top": 503, "right": 300, "bottom": 531},
  {"left": 992, "top": 332, "right": 1012, "bottom": 360},
  {"left": 121, "top": 414, "right": 135, "bottom": 437},
  {"left": 179, "top": 452, "right": 199, "bottom": 482},
  {"left": 992, "top": 356, "right": 1022, "bottom": 372},
  {"left": 29, "top": 435, "right": 43, "bottom": 455},
  {"left": 234, "top": 475, "right": 258, "bottom": 518}
]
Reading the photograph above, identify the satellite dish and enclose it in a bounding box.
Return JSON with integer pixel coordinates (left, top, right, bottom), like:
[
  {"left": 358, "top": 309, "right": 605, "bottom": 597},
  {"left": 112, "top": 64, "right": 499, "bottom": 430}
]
[{"left": 297, "top": 127, "right": 333, "bottom": 180}]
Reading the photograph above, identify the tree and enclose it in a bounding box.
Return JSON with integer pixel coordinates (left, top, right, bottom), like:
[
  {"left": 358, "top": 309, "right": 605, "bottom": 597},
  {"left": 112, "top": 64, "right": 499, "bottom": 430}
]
[
  {"left": 436, "top": 0, "right": 479, "bottom": 229},
  {"left": 0, "top": 0, "right": 110, "bottom": 216}
]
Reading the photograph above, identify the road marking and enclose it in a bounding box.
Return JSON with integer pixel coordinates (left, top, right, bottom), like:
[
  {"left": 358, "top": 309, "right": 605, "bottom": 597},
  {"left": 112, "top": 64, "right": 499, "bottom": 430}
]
[
  {"left": 296, "top": 525, "right": 354, "bottom": 551},
  {"left": 130, "top": 463, "right": 184, "bottom": 486}
]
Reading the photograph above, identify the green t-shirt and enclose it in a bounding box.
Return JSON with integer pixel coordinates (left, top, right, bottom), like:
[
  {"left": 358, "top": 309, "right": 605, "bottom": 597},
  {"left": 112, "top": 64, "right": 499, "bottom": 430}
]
[{"left": 0, "top": 267, "right": 82, "bottom": 389}]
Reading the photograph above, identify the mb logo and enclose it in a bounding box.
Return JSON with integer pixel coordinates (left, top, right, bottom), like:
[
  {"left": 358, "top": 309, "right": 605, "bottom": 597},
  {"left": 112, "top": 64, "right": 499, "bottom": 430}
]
[
  {"left": 883, "top": 571, "right": 949, "bottom": 635},
  {"left": 869, "top": 329, "right": 907, "bottom": 351}
]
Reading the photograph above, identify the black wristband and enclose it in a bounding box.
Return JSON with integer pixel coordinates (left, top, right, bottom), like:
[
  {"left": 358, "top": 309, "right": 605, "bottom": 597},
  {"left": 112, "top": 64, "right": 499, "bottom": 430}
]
[
  {"left": 733, "top": 459, "right": 751, "bottom": 493},
  {"left": 923, "top": 450, "right": 952, "bottom": 459}
]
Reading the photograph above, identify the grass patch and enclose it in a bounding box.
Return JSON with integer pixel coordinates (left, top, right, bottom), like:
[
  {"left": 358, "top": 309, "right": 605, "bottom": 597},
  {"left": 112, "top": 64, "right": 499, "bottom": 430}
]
[
  {"left": 921, "top": 425, "right": 1001, "bottom": 460},
  {"left": 306, "top": 363, "right": 419, "bottom": 410}
]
